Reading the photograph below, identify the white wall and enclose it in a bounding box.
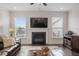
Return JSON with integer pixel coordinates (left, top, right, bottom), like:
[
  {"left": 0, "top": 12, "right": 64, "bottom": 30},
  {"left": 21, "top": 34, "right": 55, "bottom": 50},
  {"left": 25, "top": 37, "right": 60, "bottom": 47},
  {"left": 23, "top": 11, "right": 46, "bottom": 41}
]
[
  {"left": 1, "top": 9, "right": 79, "bottom": 44},
  {"left": 0, "top": 13, "right": 3, "bottom": 33},
  {"left": 0, "top": 10, "right": 9, "bottom": 35},
  {"left": 68, "top": 9, "right": 79, "bottom": 35},
  {"left": 10, "top": 11, "right": 68, "bottom": 44}
]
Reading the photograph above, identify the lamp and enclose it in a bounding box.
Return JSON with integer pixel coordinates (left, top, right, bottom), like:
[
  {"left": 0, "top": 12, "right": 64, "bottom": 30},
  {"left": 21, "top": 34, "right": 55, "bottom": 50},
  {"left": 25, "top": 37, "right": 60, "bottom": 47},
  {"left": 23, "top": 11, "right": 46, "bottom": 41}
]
[{"left": 9, "top": 27, "right": 14, "bottom": 37}]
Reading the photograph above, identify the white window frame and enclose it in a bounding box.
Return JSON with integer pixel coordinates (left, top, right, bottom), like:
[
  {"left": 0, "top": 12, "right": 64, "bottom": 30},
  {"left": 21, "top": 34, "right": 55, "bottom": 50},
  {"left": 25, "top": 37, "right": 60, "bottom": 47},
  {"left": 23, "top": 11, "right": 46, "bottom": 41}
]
[
  {"left": 15, "top": 16, "right": 27, "bottom": 40},
  {"left": 52, "top": 17, "right": 63, "bottom": 39}
]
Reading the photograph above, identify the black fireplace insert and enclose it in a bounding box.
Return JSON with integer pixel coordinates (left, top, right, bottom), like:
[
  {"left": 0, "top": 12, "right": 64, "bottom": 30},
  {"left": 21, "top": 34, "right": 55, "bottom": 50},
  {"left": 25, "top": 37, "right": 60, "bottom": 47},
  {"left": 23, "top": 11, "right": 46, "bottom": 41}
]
[{"left": 32, "top": 32, "right": 46, "bottom": 45}]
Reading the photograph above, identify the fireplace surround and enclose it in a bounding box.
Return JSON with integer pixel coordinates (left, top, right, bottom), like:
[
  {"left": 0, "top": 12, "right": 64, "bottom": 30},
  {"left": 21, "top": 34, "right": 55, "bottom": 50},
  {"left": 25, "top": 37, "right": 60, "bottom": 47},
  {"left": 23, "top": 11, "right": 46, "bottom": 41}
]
[{"left": 32, "top": 32, "right": 46, "bottom": 45}]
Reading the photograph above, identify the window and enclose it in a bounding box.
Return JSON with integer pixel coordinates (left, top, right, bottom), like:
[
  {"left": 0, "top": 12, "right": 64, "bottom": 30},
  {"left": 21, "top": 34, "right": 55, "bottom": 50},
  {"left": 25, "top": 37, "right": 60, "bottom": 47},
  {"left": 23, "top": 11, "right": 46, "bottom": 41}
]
[
  {"left": 15, "top": 17, "right": 27, "bottom": 40},
  {"left": 52, "top": 17, "right": 63, "bottom": 38}
]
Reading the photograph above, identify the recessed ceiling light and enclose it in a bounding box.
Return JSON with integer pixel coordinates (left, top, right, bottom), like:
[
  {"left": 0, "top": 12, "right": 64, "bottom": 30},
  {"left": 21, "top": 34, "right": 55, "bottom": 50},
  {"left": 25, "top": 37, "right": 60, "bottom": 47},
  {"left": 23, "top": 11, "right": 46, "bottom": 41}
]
[
  {"left": 60, "top": 7, "right": 64, "bottom": 10},
  {"left": 13, "top": 6, "right": 17, "bottom": 10}
]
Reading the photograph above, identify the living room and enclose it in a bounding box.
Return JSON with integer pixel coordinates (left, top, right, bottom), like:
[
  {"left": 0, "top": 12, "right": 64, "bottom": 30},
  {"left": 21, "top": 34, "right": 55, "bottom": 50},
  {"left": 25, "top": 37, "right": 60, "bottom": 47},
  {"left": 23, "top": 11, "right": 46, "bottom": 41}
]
[{"left": 0, "top": 3, "right": 79, "bottom": 56}]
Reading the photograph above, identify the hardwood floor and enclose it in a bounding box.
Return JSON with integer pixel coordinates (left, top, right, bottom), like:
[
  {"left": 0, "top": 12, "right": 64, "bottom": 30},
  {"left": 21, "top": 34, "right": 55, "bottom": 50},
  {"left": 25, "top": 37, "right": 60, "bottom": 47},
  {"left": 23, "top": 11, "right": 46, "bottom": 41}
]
[{"left": 17, "top": 45, "right": 79, "bottom": 56}]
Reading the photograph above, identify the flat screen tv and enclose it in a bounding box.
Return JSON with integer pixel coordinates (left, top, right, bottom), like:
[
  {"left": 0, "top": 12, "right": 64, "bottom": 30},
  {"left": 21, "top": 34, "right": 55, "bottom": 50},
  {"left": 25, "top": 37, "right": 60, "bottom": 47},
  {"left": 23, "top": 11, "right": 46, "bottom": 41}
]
[{"left": 30, "top": 18, "right": 48, "bottom": 28}]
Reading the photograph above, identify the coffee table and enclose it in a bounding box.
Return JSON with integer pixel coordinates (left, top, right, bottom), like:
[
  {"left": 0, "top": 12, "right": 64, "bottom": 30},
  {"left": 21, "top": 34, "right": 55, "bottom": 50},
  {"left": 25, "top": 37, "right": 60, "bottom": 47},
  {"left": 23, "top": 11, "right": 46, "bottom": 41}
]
[{"left": 27, "top": 50, "right": 53, "bottom": 56}]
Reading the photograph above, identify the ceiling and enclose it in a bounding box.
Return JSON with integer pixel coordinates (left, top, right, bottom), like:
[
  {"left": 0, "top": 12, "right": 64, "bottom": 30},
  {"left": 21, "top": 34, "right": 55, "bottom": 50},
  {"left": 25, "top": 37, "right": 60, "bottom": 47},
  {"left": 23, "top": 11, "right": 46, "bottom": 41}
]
[{"left": 0, "top": 3, "right": 79, "bottom": 11}]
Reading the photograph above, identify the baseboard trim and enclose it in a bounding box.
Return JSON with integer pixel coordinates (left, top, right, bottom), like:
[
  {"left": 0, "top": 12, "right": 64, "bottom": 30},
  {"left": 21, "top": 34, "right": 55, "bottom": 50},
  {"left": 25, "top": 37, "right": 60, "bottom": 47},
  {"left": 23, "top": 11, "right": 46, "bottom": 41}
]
[{"left": 21, "top": 44, "right": 63, "bottom": 47}]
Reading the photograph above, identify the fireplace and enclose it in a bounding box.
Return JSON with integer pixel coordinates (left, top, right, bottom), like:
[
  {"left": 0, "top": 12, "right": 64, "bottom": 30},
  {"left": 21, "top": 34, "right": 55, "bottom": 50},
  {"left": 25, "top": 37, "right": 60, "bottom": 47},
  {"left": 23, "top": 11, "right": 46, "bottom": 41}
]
[{"left": 32, "top": 32, "right": 46, "bottom": 45}]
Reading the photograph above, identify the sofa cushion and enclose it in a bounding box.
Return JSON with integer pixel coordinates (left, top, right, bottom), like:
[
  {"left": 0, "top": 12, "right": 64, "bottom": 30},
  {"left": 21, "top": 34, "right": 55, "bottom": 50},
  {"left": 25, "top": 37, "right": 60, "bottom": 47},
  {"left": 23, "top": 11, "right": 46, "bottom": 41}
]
[
  {"left": 0, "top": 46, "right": 12, "bottom": 56},
  {"left": 0, "top": 35, "right": 13, "bottom": 48}
]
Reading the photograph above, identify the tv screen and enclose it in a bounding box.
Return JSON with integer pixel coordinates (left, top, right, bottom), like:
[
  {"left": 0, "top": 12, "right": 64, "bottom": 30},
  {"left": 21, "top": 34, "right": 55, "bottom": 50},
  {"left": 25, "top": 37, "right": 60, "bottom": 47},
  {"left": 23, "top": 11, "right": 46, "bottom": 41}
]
[{"left": 30, "top": 18, "right": 48, "bottom": 28}]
